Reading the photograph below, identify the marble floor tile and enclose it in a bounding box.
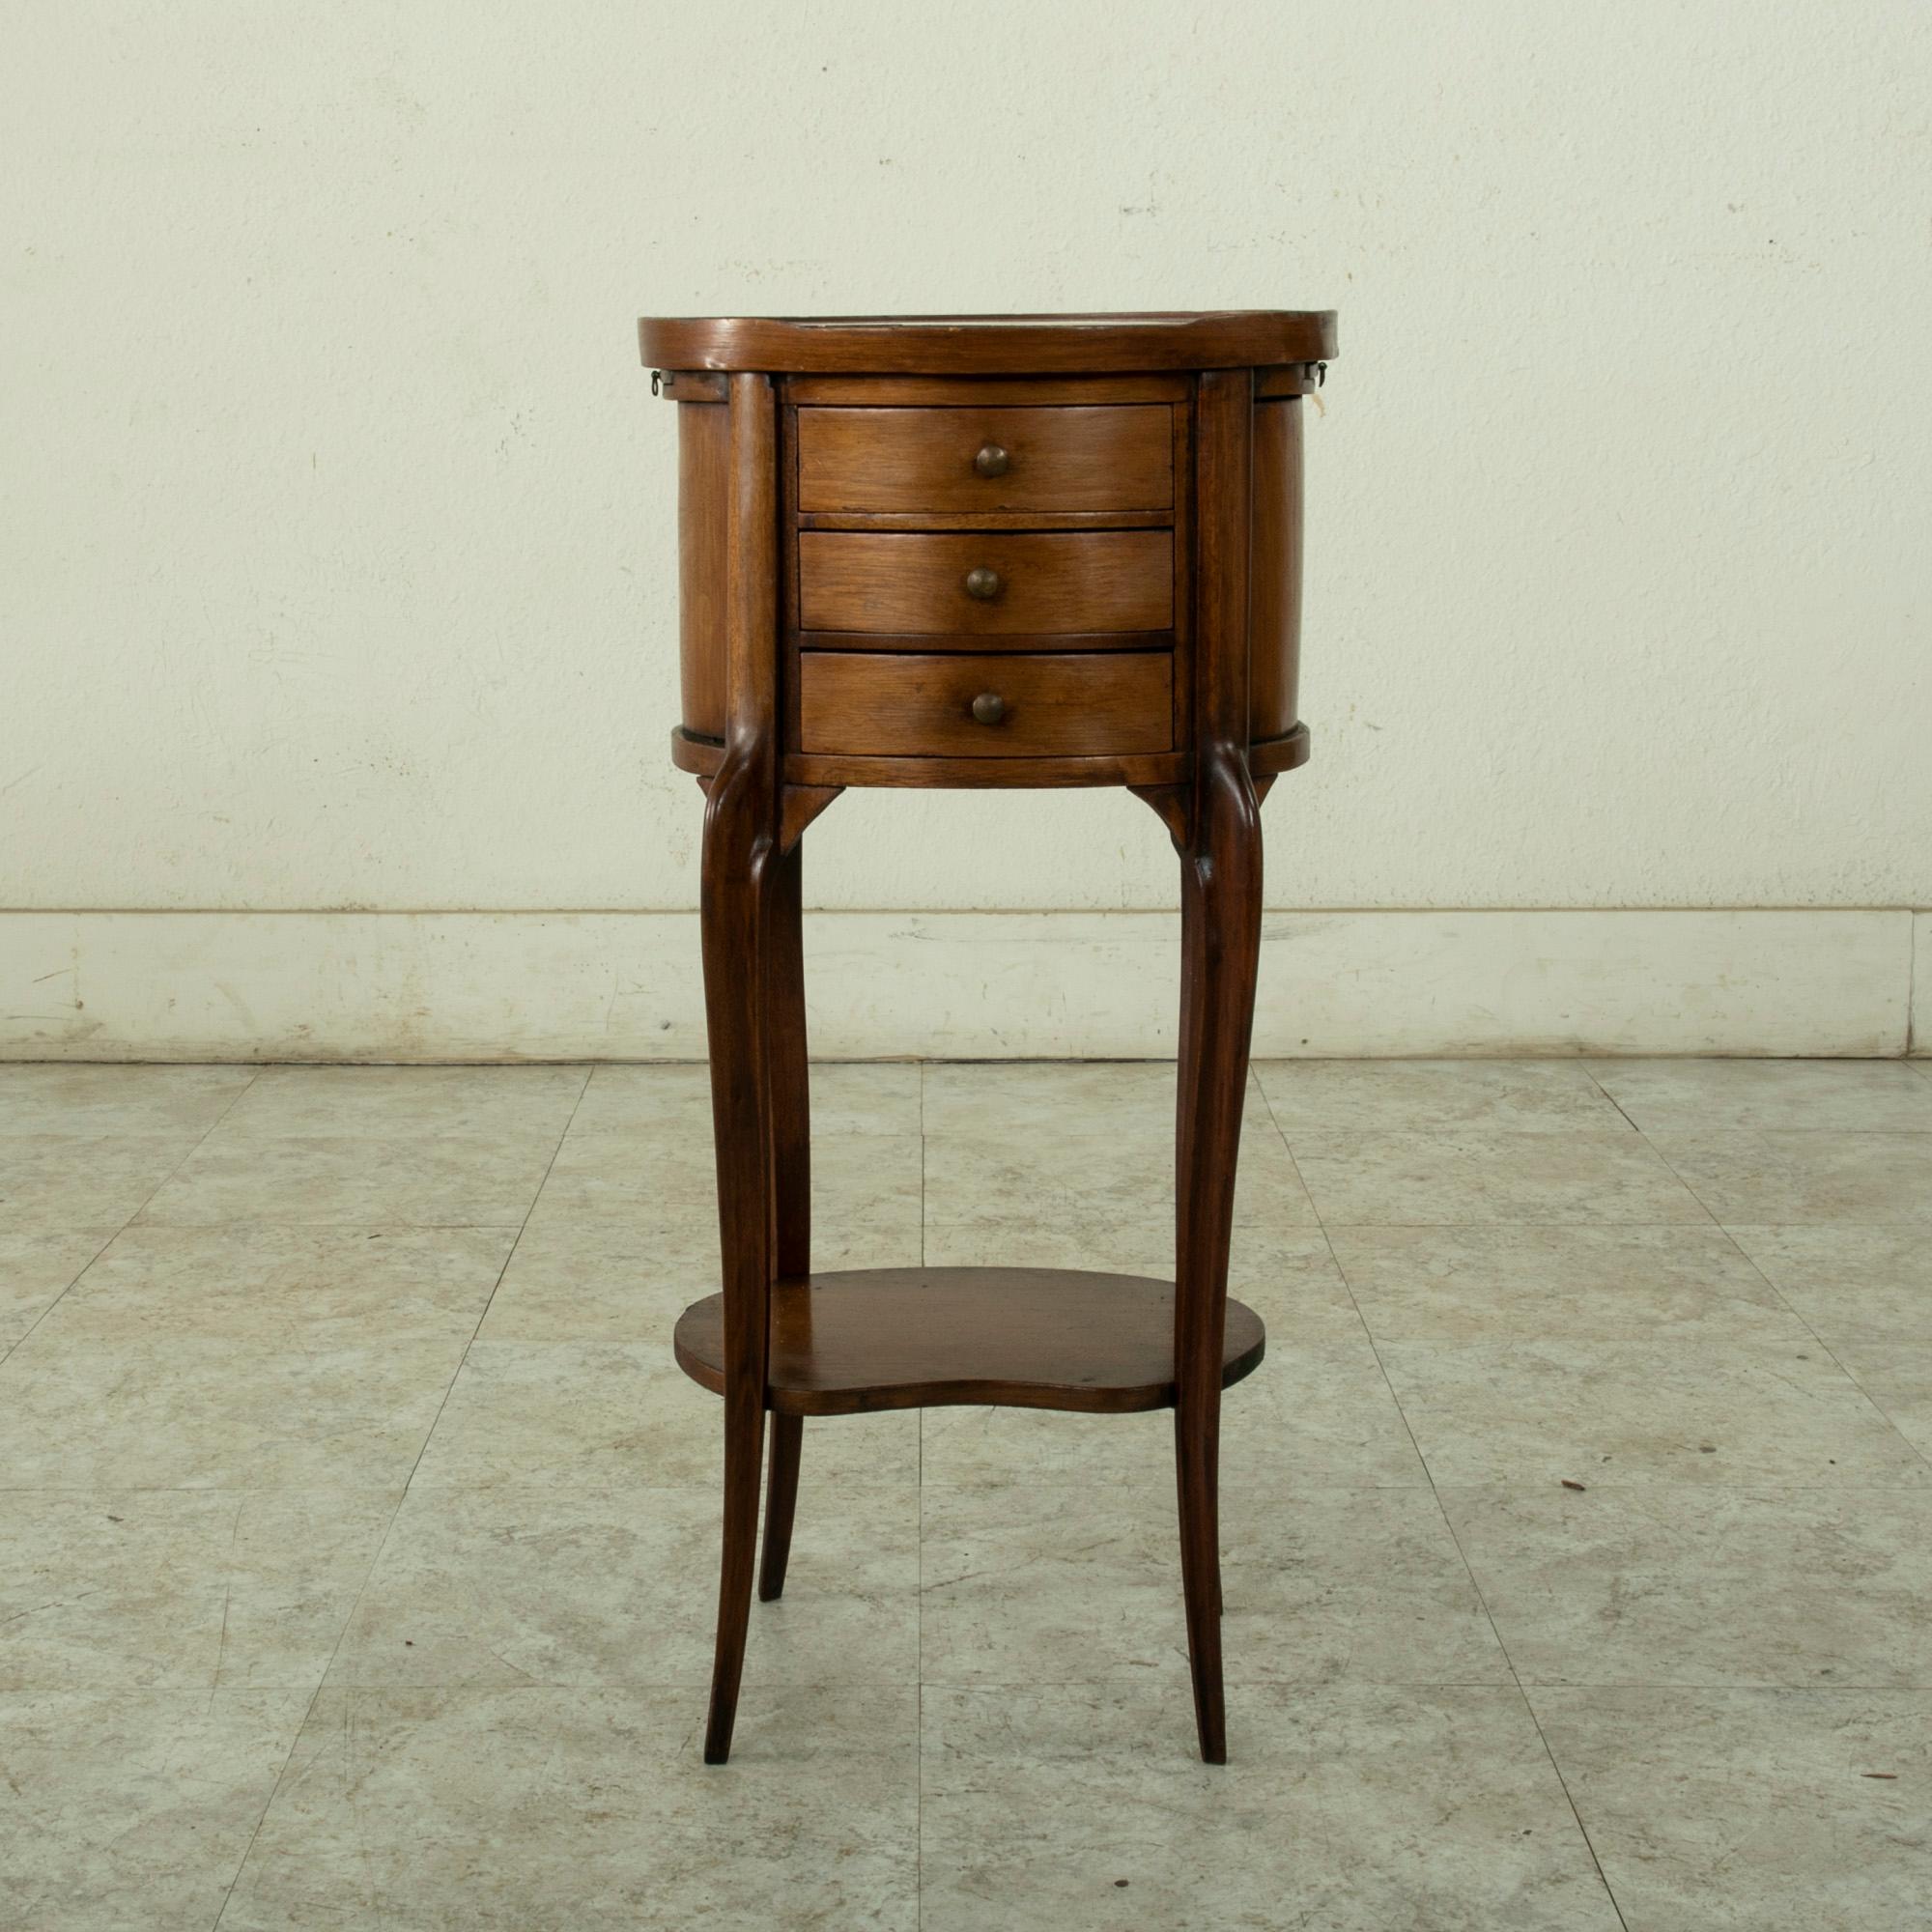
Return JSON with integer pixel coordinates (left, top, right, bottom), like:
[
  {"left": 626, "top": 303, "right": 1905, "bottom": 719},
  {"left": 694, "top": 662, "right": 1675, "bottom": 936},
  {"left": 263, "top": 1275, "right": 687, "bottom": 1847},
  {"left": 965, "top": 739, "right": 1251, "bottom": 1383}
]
[
  {"left": 922, "top": 1336, "right": 1426, "bottom": 1492},
  {"left": 477, "top": 1201, "right": 920, "bottom": 1343},
  {"left": 923, "top": 1124, "right": 1315, "bottom": 1233},
  {"left": 1292, "top": 1131, "right": 1709, "bottom": 1226},
  {"left": 0, "top": 1489, "right": 394, "bottom": 1691},
  {"left": 1443, "top": 1484, "right": 1932, "bottom": 1687},
  {"left": 1256, "top": 1057, "right": 1632, "bottom": 1135},
  {"left": 327, "top": 1480, "right": 916, "bottom": 1690},
  {"left": 1650, "top": 1130, "right": 1932, "bottom": 1224},
  {"left": 920, "top": 1682, "right": 1621, "bottom": 1932},
  {"left": 1832, "top": 1338, "right": 1932, "bottom": 1404},
  {"left": 0, "top": 1134, "right": 194, "bottom": 1235},
  {"left": 921, "top": 1482, "right": 1506, "bottom": 1689},
  {"left": 919, "top": 1220, "right": 1365, "bottom": 1338},
  {"left": 220, "top": 1684, "right": 918, "bottom": 1931},
  {"left": 0, "top": 1688, "right": 309, "bottom": 1932},
  {"left": 0, "top": 1227, "right": 114, "bottom": 1350},
  {"left": 919, "top": 1058, "right": 1261, "bottom": 1136},
  {"left": 213, "top": 1063, "right": 588, "bottom": 1138},
  {"left": 12, "top": 1055, "right": 1932, "bottom": 1919},
  {"left": 1329, "top": 1223, "right": 1798, "bottom": 1344},
  {"left": 1830, "top": 1342, "right": 1932, "bottom": 1464},
  {"left": 409, "top": 1340, "right": 919, "bottom": 1490},
  {"left": 537, "top": 1127, "right": 923, "bottom": 1234},
  {"left": 1593, "top": 1057, "right": 1932, "bottom": 1134},
  {"left": 0, "top": 1332, "right": 466, "bottom": 1489},
  {"left": 138, "top": 1129, "right": 563, "bottom": 1229},
  {"left": 1723, "top": 1223, "right": 1932, "bottom": 1347},
  {"left": 570, "top": 1059, "right": 921, "bottom": 1137},
  {"left": 1532, "top": 1687, "right": 1932, "bottom": 1931},
  {"left": 475, "top": 1208, "right": 721, "bottom": 1342},
  {"left": 0, "top": 1063, "right": 255, "bottom": 1137},
  {"left": 35, "top": 1223, "right": 514, "bottom": 1346},
  {"left": 1379, "top": 1335, "right": 1924, "bottom": 1489},
  {"left": 513, "top": 1129, "right": 719, "bottom": 1227}
]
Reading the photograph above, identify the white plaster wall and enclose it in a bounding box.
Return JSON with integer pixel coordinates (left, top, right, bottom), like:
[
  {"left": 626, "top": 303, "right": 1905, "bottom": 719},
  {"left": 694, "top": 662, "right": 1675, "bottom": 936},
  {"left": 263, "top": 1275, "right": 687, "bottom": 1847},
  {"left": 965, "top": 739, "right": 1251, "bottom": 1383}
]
[
  {"left": 3, "top": 6, "right": 1929, "bottom": 994},
  {"left": 3, "top": 909, "right": 1915, "bottom": 1063}
]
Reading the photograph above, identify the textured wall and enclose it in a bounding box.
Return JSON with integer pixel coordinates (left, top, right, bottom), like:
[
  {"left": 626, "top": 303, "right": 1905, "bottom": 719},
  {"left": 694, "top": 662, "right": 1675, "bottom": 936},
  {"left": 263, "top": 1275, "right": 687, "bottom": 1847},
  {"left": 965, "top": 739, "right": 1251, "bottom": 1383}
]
[{"left": 4, "top": 0, "right": 1929, "bottom": 925}]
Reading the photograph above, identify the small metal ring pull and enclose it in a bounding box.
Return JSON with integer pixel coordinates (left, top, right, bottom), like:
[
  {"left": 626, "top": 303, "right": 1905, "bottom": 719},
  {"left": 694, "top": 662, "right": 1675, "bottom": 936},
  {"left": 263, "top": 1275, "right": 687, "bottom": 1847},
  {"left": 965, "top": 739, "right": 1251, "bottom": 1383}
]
[
  {"left": 963, "top": 566, "right": 1003, "bottom": 600},
  {"left": 973, "top": 442, "right": 1009, "bottom": 478},
  {"left": 971, "top": 692, "right": 1006, "bottom": 725}
]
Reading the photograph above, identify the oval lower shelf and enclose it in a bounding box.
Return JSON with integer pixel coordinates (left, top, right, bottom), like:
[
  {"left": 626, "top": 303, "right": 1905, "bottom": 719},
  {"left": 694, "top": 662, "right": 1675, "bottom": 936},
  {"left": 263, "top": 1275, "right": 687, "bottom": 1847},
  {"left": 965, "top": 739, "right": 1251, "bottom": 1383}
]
[{"left": 673, "top": 1266, "right": 1266, "bottom": 1417}]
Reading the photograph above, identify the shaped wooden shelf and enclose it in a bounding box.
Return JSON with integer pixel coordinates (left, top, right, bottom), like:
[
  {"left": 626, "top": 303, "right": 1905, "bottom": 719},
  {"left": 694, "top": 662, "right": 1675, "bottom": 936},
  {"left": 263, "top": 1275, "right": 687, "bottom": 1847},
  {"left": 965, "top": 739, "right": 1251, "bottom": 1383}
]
[{"left": 674, "top": 1266, "right": 1266, "bottom": 1418}]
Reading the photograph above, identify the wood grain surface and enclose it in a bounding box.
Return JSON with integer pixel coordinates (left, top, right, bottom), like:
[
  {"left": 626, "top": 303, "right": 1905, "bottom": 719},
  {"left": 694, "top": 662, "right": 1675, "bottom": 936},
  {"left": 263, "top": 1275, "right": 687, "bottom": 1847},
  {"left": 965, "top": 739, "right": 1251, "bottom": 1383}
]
[
  {"left": 674, "top": 1267, "right": 1267, "bottom": 1416},
  {"left": 797, "top": 649, "right": 1174, "bottom": 758},
  {"left": 798, "top": 529, "right": 1173, "bottom": 635},
  {"left": 1249, "top": 398, "right": 1304, "bottom": 744},
  {"left": 797, "top": 404, "right": 1173, "bottom": 514},
  {"left": 676, "top": 401, "right": 728, "bottom": 739},
  {"left": 640, "top": 310, "right": 1338, "bottom": 374}
]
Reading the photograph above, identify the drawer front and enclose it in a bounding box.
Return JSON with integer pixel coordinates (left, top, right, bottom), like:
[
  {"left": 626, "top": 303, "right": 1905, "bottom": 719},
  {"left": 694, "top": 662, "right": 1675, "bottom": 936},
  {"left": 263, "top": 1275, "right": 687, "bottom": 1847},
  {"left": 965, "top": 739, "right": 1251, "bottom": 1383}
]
[
  {"left": 799, "top": 530, "right": 1173, "bottom": 636},
  {"left": 797, "top": 405, "right": 1173, "bottom": 514},
  {"left": 798, "top": 651, "right": 1173, "bottom": 759}
]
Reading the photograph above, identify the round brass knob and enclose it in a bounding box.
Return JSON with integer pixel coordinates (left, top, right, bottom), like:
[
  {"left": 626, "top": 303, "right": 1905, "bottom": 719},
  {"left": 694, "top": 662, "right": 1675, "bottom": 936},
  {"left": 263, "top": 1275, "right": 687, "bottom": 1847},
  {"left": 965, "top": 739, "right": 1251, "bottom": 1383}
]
[
  {"left": 963, "top": 566, "right": 1003, "bottom": 601},
  {"left": 973, "top": 442, "right": 1009, "bottom": 478},
  {"left": 971, "top": 692, "right": 1006, "bottom": 725}
]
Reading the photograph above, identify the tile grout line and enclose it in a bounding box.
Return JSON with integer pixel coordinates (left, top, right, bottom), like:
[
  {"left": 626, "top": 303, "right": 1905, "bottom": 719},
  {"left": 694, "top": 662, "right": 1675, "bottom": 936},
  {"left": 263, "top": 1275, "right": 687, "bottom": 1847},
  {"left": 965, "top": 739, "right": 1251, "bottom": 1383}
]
[
  {"left": 1708, "top": 1228, "right": 1932, "bottom": 1479},
  {"left": 916, "top": 1059, "right": 924, "bottom": 1931},
  {"left": 1573, "top": 1065, "right": 1727, "bottom": 1232},
  {"left": 1269, "top": 1076, "right": 1633, "bottom": 1930},
  {"left": 0, "top": 1069, "right": 266, "bottom": 1373},
  {"left": 1576, "top": 1065, "right": 1643, "bottom": 1137},
  {"left": 916, "top": 1569, "right": 923, "bottom": 1930},
  {"left": 208, "top": 1494, "right": 248, "bottom": 1714},
  {"left": 1583, "top": 1064, "right": 1932, "bottom": 1477},
  {"left": 907, "top": 1672, "right": 1929, "bottom": 1690},
  {"left": 211, "top": 1064, "right": 596, "bottom": 1930},
  {"left": 396, "top": 1064, "right": 595, "bottom": 1501},
  {"left": 1349, "top": 1343, "right": 1634, "bottom": 1927}
]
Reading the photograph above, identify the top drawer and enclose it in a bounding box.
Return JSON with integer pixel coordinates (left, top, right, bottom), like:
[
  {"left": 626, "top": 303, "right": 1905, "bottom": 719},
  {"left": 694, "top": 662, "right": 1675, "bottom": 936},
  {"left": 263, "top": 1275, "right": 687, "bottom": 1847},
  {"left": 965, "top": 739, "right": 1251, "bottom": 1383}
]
[{"left": 796, "top": 406, "right": 1173, "bottom": 516}]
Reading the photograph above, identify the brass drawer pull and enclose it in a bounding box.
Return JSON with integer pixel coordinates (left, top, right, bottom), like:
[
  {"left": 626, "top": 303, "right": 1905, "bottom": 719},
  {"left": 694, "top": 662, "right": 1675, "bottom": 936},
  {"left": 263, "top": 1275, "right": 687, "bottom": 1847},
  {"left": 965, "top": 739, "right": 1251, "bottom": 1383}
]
[
  {"left": 971, "top": 692, "right": 1007, "bottom": 725},
  {"left": 973, "top": 442, "right": 1010, "bottom": 478},
  {"left": 963, "top": 565, "right": 1003, "bottom": 600}
]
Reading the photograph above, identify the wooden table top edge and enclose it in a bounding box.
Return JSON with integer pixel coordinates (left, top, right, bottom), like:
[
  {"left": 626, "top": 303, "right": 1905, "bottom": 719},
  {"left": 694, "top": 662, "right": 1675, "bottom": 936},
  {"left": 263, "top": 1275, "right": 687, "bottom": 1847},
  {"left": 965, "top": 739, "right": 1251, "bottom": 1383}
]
[{"left": 638, "top": 309, "right": 1339, "bottom": 374}]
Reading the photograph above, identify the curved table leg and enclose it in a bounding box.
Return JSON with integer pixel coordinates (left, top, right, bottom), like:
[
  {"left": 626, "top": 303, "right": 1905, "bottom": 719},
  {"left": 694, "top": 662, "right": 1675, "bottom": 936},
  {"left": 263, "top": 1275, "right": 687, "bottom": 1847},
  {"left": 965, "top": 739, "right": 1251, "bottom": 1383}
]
[
  {"left": 1171, "top": 363, "right": 1264, "bottom": 1764},
  {"left": 698, "top": 370, "right": 782, "bottom": 1767},
  {"left": 698, "top": 752, "right": 776, "bottom": 1764},
  {"left": 1171, "top": 747, "right": 1262, "bottom": 1765},
  {"left": 759, "top": 834, "right": 810, "bottom": 1603}
]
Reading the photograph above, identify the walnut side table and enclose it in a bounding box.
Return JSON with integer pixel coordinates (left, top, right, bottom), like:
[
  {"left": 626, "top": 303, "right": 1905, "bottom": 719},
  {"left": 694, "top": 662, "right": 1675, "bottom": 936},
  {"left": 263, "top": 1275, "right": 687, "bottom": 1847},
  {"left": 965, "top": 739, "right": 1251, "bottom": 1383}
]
[{"left": 639, "top": 311, "right": 1338, "bottom": 1764}]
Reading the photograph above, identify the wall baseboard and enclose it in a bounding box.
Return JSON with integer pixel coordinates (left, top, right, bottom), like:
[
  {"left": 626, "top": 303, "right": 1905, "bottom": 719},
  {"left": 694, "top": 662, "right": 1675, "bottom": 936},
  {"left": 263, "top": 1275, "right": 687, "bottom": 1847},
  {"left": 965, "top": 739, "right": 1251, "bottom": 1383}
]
[{"left": 0, "top": 908, "right": 1920, "bottom": 1062}]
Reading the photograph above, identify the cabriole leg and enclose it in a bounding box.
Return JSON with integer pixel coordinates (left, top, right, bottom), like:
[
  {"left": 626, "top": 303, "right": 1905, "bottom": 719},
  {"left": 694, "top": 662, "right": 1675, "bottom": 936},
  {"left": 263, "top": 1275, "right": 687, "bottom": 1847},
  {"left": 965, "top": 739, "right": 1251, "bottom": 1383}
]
[
  {"left": 1172, "top": 748, "right": 1264, "bottom": 1765},
  {"left": 699, "top": 753, "right": 777, "bottom": 1764},
  {"left": 759, "top": 836, "right": 810, "bottom": 1602}
]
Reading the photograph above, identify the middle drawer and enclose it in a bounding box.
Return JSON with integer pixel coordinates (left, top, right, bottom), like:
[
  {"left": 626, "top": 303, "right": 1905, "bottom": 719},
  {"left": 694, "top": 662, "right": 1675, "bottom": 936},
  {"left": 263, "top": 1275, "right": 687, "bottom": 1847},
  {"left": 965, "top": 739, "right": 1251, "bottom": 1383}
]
[{"left": 799, "top": 529, "right": 1173, "bottom": 638}]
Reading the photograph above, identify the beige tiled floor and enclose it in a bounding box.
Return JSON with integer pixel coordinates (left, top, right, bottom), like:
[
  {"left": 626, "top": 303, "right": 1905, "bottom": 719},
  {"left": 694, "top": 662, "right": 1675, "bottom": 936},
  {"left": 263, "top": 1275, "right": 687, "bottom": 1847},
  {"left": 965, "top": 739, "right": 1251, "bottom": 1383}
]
[{"left": 2, "top": 1057, "right": 1929, "bottom": 1930}]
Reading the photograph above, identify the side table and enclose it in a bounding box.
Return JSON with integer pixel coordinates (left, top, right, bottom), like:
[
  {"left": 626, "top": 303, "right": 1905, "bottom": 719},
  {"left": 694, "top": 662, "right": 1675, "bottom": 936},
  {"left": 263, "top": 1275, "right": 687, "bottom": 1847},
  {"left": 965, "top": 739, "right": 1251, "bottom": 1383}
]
[{"left": 639, "top": 311, "right": 1338, "bottom": 1763}]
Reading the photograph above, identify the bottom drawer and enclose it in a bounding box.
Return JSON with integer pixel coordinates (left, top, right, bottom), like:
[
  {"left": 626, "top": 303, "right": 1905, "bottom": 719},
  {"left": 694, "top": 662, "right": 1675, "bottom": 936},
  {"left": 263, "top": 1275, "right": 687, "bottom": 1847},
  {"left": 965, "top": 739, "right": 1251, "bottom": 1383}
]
[{"left": 797, "top": 650, "right": 1173, "bottom": 759}]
